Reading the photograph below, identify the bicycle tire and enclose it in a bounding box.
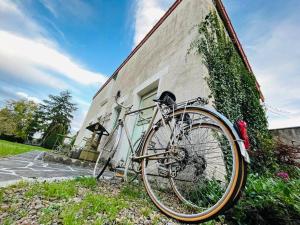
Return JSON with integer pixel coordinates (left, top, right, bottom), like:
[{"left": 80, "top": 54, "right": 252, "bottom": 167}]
[
  {"left": 223, "top": 158, "right": 248, "bottom": 211},
  {"left": 141, "top": 106, "right": 245, "bottom": 223},
  {"left": 173, "top": 122, "right": 248, "bottom": 212}
]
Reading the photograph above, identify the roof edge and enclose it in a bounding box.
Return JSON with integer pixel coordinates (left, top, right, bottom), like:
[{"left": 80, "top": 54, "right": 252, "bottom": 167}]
[
  {"left": 93, "top": 0, "right": 183, "bottom": 99},
  {"left": 93, "top": 0, "right": 264, "bottom": 101},
  {"left": 214, "top": 0, "right": 264, "bottom": 101}
]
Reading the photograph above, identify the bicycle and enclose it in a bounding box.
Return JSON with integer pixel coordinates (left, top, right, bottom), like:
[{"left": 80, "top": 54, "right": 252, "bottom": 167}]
[{"left": 93, "top": 91, "right": 250, "bottom": 223}]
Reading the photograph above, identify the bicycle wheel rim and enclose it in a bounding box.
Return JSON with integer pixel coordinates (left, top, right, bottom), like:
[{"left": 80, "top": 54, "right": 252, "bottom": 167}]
[
  {"left": 170, "top": 123, "right": 247, "bottom": 213},
  {"left": 141, "top": 107, "right": 242, "bottom": 222}
]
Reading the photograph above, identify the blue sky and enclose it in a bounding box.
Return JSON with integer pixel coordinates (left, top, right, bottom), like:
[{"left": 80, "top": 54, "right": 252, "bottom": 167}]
[{"left": 0, "top": 0, "right": 299, "bottom": 131}]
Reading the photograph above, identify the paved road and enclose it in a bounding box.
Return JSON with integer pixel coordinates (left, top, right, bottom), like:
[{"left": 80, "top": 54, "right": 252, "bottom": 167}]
[{"left": 0, "top": 151, "right": 93, "bottom": 187}]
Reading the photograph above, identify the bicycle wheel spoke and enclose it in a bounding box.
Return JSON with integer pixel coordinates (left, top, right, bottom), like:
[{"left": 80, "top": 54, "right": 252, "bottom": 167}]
[{"left": 141, "top": 107, "right": 242, "bottom": 222}]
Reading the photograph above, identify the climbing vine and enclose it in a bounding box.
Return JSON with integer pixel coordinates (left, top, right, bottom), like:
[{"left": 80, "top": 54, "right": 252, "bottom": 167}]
[{"left": 189, "top": 11, "right": 274, "bottom": 171}]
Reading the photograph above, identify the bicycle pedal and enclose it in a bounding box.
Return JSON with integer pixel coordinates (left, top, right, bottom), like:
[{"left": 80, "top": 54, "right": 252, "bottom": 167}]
[
  {"left": 115, "top": 167, "right": 125, "bottom": 177},
  {"left": 115, "top": 172, "right": 124, "bottom": 177}
]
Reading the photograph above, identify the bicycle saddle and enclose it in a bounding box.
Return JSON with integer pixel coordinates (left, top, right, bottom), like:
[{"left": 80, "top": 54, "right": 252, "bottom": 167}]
[{"left": 154, "top": 91, "right": 176, "bottom": 106}]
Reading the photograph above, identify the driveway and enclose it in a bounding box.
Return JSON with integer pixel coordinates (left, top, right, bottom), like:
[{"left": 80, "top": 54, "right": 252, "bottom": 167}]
[{"left": 0, "top": 151, "right": 93, "bottom": 187}]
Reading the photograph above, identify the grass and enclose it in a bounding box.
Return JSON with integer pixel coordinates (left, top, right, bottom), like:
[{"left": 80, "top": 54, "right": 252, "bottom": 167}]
[
  {"left": 25, "top": 180, "right": 78, "bottom": 200},
  {"left": 0, "top": 177, "right": 176, "bottom": 224},
  {"left": 25, "top": 177, "right": 97, "bottom": 200},
  {"left": 119, "top": 183, "right": 147, "bottom": 200},
  {"left": 61, "top": 193, "right": 128, "bottom": 225},
  {"left": 0, "top": 140, "right": 48, "bottom": 158},
  {"left": 0, "top": 189, "right": 3, "bottom": 204},
  {"left": 0, "top": 177, "right": 224, "bottom": 224}
]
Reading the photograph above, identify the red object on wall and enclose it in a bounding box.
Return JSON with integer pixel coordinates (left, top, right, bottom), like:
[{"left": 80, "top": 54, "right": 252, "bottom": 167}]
[{"left": 236, "top": 120, "right": 250, "bottom": 149}]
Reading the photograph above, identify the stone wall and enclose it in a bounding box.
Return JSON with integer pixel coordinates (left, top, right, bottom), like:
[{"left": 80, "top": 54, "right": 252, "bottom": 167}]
[{"left": 270, "top": 126, "right": 300, "bottom": 146}]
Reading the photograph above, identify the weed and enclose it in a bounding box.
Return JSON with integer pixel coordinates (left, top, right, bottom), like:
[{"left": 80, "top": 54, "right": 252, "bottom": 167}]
[
  {"left": 75, "top": 176, "right": 97, "bottom": 189},
  {"left": 2, "top": 217, "right": 13, "bottom": 225},
  {"left": 140, "top": 207, "right": 152, "bottom": 218},
  {"left": 39, "top": 204, "right": 61, "bottom": 224},
  {"left": 26, "top": 180, "right": 77, "bottom": 199},
  {"left": 119, "top": 184, "right": 146, "bottom": 200},
  {"left": 61, "top": 193, "right": 128, "bottom": 224}
]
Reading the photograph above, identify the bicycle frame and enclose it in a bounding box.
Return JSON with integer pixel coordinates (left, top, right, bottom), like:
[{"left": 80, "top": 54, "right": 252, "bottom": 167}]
[
  {"left": 100, "top": 94, "right": 250, "bottom": 180},
  {"left": 124, "top": 104, "right": 158, "bottom": 155}
]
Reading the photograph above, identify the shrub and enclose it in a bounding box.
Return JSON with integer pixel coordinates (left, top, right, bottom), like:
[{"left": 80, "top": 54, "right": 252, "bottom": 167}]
[
  {"left": 274, "top": 140, "right": 300, "bottom": 167},
  {"left": 225, "top": 174, "right": 300, "bottom": 225}
]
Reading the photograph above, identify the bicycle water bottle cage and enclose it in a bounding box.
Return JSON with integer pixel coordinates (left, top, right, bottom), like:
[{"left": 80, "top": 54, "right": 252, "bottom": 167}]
[{"left": 154, "top": 91, "right": 177, "bottom": 109}]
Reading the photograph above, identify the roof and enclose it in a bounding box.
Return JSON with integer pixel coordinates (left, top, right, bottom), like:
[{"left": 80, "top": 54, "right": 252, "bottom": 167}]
[
  {"left": 86, "top": 122, "right": 108, "bottom": 134},
  {"left": 93, "top": 0, "right": 264, "bottom": 100}
]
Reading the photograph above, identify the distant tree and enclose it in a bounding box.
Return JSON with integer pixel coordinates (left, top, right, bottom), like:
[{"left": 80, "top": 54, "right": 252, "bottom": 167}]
[
  {"left": 0, "top": 107, "right": 16, "bottom": 136},
  {"left": 42, "top": 123, "right": 66, "bottom": 149},
  {"left": 26, "top": 109, "right": 46, "bottom": 141},
  {"left": 0, "top": 100, "right": 38, "bottom": 141},
  {"left": 40, "top": 91, "right": 77, "bottom": 149}
]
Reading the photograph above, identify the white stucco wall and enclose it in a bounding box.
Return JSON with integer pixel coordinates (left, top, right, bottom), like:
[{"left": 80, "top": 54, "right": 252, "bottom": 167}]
[{"left": 75, "top": 0, "right": 217, "bottom": 163}]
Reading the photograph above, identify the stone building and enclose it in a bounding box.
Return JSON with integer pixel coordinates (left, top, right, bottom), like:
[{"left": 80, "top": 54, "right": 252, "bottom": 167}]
[{"left": 74, "top": 0, "right": 262, "bottom": 164}]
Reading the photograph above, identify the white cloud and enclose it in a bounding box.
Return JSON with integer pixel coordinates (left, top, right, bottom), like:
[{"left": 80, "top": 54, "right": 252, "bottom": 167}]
[
  {"left": 0, "top": 0, "right": 44, "bottom": 38},
  {"left": 16, "top": 92, "right": 41, "bottom": 104},
  {"left": 0, "top": 0, "right": 107, "bottom": 132},
  {"left": 0, "top": 31, "right": 106, "bottom": 86},
  {"left": 0, "top": 50, "right": 69, "bottom": 89},
  {"left": 245, "top": 13, "right": 300, "bottom": 129},
  {"left": 0, "top": 0, "right": 107, "bottom": 90},
  {"left": 41, "top": 0, "right": 95, "bottom": 21},
  {"left": 133, "top": 0, "right": 173, "bottom": 47}
]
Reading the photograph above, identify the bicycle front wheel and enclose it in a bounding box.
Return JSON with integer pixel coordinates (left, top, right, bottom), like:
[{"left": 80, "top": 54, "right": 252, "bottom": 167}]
[
  {"left": 141, "top": 107, "right": 244, "bottom": 223},
  {"left": 93, "top": 125, "right": 121, "bottom": 179}
]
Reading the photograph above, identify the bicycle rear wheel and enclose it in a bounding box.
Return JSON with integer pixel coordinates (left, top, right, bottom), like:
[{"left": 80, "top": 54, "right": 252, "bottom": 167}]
[
  {"left": 141, "top": 107, "right": 245, "bottom": 223},
  {"left": 93, "top": 124, "right": 121, "bottom": 179},
  {"left": 172, "top": 122, "right": 248, "bottom": 213}
]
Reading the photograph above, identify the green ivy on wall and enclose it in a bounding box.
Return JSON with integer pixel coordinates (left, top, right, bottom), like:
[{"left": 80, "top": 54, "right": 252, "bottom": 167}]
[{"left": 189, "top": 11, "right": 273, "bottom": 171}]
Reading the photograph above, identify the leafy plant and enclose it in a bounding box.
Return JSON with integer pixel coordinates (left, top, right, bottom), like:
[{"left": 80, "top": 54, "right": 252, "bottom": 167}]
[
  {"left": 226, "top": 174, "right": 300, "bottom": 225},
  {"left": 189, "top": 178, "right": 224, "bottom": 207},
  {"left": 189, "top": 11, "right": 273, "bottom": 172},
  {"left": 274, "top": 140, "right": 300, "bottom": 167}
]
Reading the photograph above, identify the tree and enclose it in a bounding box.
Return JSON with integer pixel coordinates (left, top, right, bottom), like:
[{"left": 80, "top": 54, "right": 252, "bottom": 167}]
[
  {"left": 0, "top": 100, "right": 38, "bottom": 141},
  {"left": 26, "top": 108, "right": 46, "bottom": 141},
  {"left": 40, "top": 91, "right": 77, "bottom": 149}
]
